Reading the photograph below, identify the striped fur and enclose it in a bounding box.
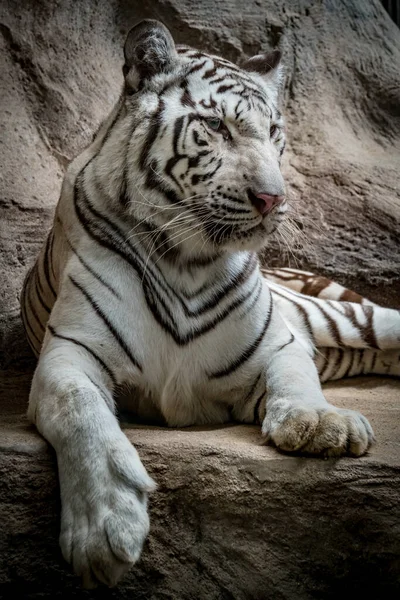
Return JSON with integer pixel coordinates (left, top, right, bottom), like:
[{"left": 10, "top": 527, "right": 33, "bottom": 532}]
[{"left": 20, "top": 20, "right": 400, "bottom": 588}]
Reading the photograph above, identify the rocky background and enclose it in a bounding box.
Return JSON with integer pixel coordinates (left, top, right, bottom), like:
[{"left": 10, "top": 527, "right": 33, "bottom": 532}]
[
  {"left": 0, "top": 1, "right": 400, "bottom": 598},
  {"left": 1, "top": 0, "right": 400, "bottom": 369}
]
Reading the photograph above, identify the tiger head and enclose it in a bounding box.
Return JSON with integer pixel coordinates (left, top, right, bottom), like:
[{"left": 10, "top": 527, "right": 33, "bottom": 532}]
[{"left": 122, "top": 20, "right": 286, "bottom": 259}]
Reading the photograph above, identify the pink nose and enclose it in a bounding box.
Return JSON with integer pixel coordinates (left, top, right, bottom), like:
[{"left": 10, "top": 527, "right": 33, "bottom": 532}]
[{"left": 249, "top": 192, "right": 285, "bottom": 216}]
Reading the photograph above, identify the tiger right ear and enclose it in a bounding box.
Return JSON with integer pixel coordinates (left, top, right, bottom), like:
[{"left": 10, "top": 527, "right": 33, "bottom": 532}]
[
  {"left": 123, "top": 20, "right": 177, "bottom": 92},
  {"left": 241, "top": 50, "right": 283, "bottom": 90}
]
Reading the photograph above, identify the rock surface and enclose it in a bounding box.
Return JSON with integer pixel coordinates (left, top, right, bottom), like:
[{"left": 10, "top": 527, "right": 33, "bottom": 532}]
[
  {"left": 0, "top": 0, "right": 400, "bottom": 597},
  {"left": 1, "top": 372, "right": 400, "bottom": 599}
]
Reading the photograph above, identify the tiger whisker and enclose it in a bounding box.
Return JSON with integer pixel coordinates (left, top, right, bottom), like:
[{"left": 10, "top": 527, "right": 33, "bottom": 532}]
[
  {"left": 151, "top": 226, "right": 207, "bottom": 269},
  {"left": 140, "top": 215, "right": 214, "bottom": 281}
]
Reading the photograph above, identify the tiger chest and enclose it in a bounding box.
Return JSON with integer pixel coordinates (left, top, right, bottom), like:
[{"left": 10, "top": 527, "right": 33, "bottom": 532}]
[{"left": 122, "top": 283, "right": 268, "bottom": 426}]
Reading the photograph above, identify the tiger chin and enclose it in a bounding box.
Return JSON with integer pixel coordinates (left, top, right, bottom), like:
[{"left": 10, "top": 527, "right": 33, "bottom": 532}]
[{"left": 20, "top": 20, "right": 400, "bottom": 588}]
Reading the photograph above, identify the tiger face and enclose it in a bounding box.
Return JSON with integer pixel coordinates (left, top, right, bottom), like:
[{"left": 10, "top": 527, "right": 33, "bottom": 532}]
[{"left": 123, "top": 20, "right": 287, "bottom": 258}]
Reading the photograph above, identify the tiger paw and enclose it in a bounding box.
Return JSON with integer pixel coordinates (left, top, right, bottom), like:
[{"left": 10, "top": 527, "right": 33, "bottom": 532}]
[
  {"left": 262, "top": 400, "right": 375, "bottom": 457},
  {"left": 58, "top": 436, "right": 156, "bottom": 588}
]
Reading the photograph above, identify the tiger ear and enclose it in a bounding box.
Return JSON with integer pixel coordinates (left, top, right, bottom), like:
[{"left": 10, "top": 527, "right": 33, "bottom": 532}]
[
  {"left": 241, "top": 50, "right": 283, "bottom": 89},
  {"left": 123, "top": 20, "right": 177, "bottom": 92}
]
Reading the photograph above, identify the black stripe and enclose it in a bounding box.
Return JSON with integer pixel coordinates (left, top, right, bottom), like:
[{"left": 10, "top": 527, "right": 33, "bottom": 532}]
[
  {"left": 305, "top": 298, "right": 343, "bottom": 347},
  {"left": 193, "top": 130, "right": 208, "bottom": 146},
  {"left": 74, "top": 174, "right": 175, "bottom": 304},
  {"left": 186, "top": 59, "right": 207, "bottom": 75},
  {"left": 21, "top": 277, "right": 43, "bottom": 351},
  {"left": 240, "top": 279, "right": 263, "bottom": 317},
  {"left": 176, "top": 46, "right": 191, "bottom": 54},
  {"left": 352, "top": 349, "right": 362, "bottom": 376},
  {"left": 48, "top": 324, "right": 117, "bottom": 387},
  {"left": 202, "top": 66, "right": 217, "bottom": 79},
  {"left": 191, "top": 158, "right": 222, "bottom": 186},
  {"left": 243, "top": 372, "right": 262, "bottom": 406},
  {"left": 210, "top": 76, "right": 228, "bottom": 85},
  {"left": 69, "top": 276, "right": 142, "bottom": 372},
  {"left": 330, "top": 348, "right": 345, "bottom": 380},
  {"left": 329, "top": 302, "right": 380, "bottom": 350},
  {"left": 181, "top": 88, "right": 196, "bottom": 108},
  {"left": 270, "top": 287, "right": 314, "bottom": 340},
  {"left": 187, "top": 150, "right": 211, "bottom": 169},
  {"left": 361, "top": 350, "right": 369, "bottom": 375},
  {"left": 21, "top": 300, "right": 42, "bottom": 352},
  {"left": 98, "top": 100, "right": 124, "bottom": 149},
  {"left": 276, "top": 333, "right": 295, "bottom": 353},
  {"left": 65, "top": 232, "right": 121, "bottom": 299},
  {"left": 26, "top": 282, "right": 45, "bottom": 333},
  {"left": 342, "top": 349, "right": 358, "bottom": 379},
  {"left": 217, "top": 84, "right": 236, "bottom": 94},
  {"left": 172, "top": 115, "right": 185, "bottom": 156},
  {"left": 319, "top": 348, "right": 333, "bottom": 381},
  {"left": 276, "top": 287, "right": 343, "bottom": 347},
  {"left": 139, "top": 100, "right": 164, "bottom": 171},
  {"left": 209, "top": 299, "right": 273, "bottom": 379},
  {"left": 34, "top": 264, "right": 51, "bottom": 313},
  {"left": 346, "top": 304, "right": 379, "bottom": 349},
  {"left": 193, "top": 254, "right": 257, "bottom": 316},
  {"left": 370, "top": 350, "right": 378, "bottom": 373},
  {"left": 253, "top": 391, "right": 266, "bottom": 424},
  {"left": 176, "top": 252, "right": 222, "bottom": 277},
  {"left": 163, "top": 116, "right": 187, "bottom": 196},
  {"left": 48, "top": 230, "right": 57, "bottom": 283},
  {"left": 211, "top": 59, "right": 242, "bottom": 73},
  {"left": 216, "top": 203, "right": 251, "bottom": 215},
  {"left": 40, "top": 233, "right": 56, "bottom": 298},
  {"left": 199, "top": 96, "right": 217, "bottom": 109},
  {"left": 86, "top": 373, "right": 114, "bottom": 407}
]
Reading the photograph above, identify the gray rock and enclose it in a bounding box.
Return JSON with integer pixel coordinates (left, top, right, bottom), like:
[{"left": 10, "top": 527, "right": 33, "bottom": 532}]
[{"left": 1, "top": 373, "right": 400, "bottom": 598}]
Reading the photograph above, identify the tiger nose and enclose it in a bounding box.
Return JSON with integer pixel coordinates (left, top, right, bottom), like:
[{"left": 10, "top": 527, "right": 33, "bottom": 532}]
[{"left": 248, "top": 191, "right": 285, "bottom": 216}]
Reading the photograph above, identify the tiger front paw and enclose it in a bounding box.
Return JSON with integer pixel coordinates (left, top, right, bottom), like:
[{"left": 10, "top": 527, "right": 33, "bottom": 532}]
[
  {"left": 262, "top": 399, "right": 375, "bottom": 457},
  {"left": 58, "top": 435, "right": 156, "bottom": 588}
]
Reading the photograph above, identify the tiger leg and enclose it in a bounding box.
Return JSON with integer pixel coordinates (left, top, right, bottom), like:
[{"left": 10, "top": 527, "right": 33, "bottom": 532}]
[
  {"left": 28, "top": 334, "right": 155, "bottom": 588},
  {"left": 316, "top": 348, "right": 400, "bottom": 382},
  {"left": 259, "top": 296, "right": 374, "bottom": 456},
  {"left": 269, "top": 283, "right": 400, "bottom": 352}
]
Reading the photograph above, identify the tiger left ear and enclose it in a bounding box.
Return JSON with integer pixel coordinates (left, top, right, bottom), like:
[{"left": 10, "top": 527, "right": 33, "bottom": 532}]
[
  {"left": 123, "top": 20, "right": 177, "bottom": 92},
  {"left": 242, "top": 50, "right": 283, "bottom": 89}
]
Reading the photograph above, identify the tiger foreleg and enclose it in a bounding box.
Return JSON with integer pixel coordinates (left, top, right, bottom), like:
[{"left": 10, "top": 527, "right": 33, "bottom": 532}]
[
  {"left": 261, "top": 313, "right": 375, "bottom": 456},
  {"left": 28, "top": 336, "right": 155, "bottom": 588}
]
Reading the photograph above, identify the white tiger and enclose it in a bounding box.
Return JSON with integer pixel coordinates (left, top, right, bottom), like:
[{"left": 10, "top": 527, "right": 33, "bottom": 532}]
[{"left": 20, "top": 20, "right": 400, "bottom": 588}]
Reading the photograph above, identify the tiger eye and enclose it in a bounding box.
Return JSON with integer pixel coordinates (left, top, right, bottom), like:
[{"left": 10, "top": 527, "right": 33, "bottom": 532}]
[{"left": 206, "top": 117, "right": 222, "bottom": 131}]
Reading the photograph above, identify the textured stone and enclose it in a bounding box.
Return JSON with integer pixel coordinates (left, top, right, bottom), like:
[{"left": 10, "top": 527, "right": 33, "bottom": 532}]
[
  {"left": 1, "top": 373, "right": 400, "bottom": 599},
  {"left": 1, "top": 0, "right": 400, "bottom": 597}
]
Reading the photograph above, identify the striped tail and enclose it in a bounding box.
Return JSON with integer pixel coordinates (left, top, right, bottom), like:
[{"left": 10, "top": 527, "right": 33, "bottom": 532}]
[{"left": 261, "top": 267, "right": 375, "bottom": 305}]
